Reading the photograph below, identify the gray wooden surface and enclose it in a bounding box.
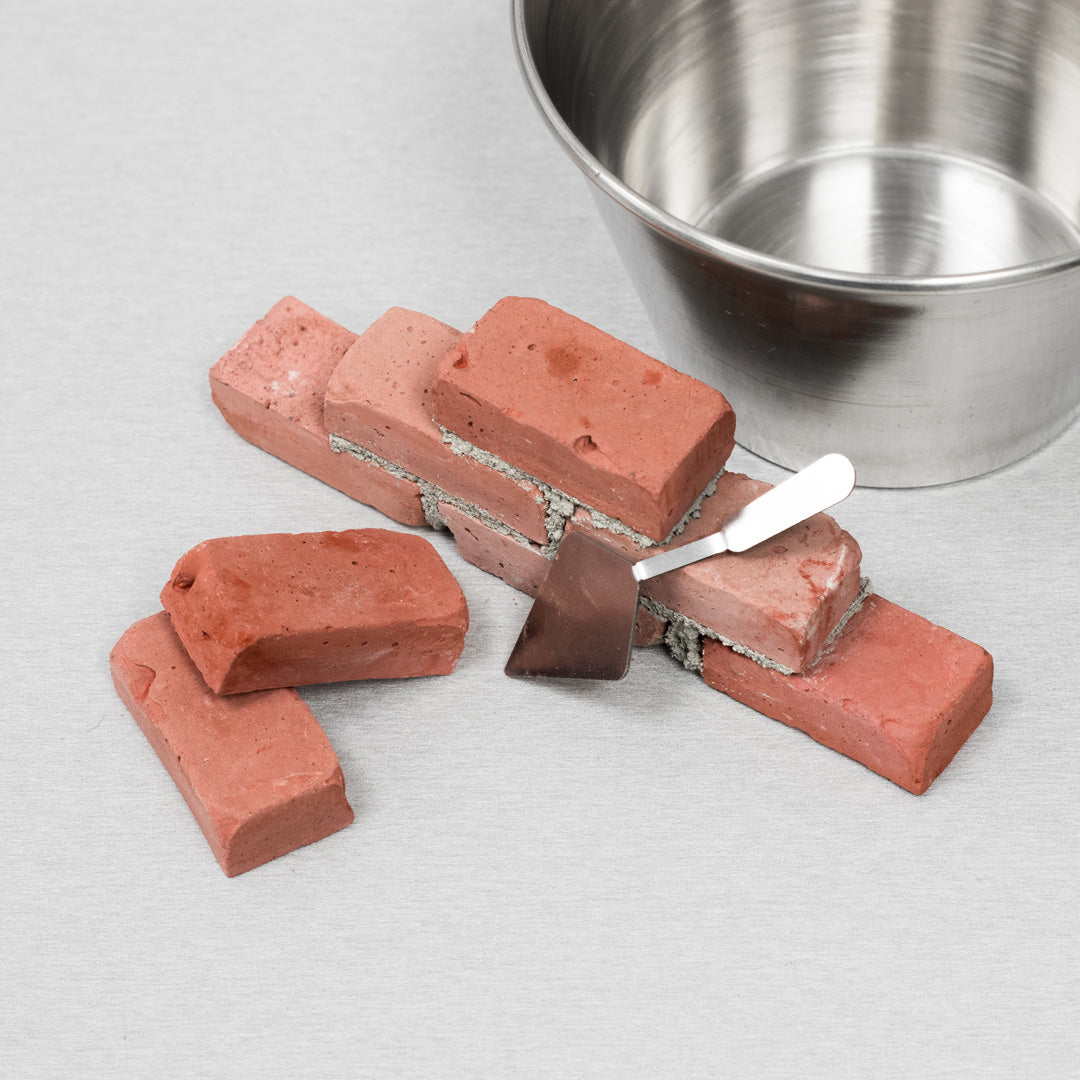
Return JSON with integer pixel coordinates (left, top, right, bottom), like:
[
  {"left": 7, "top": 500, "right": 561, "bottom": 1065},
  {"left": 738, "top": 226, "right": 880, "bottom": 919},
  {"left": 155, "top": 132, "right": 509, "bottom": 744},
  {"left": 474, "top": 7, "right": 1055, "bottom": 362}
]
[{"left": 4, "top": 2, "right": 1077, "bottom": 1077}]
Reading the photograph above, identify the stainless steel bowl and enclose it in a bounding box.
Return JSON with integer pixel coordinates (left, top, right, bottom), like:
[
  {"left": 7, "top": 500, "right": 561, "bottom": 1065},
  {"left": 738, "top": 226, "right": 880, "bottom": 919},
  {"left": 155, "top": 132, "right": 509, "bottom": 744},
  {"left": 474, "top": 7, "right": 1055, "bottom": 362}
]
[{"left": 512, "top": 0, "right": 1080, "bottom": 486}]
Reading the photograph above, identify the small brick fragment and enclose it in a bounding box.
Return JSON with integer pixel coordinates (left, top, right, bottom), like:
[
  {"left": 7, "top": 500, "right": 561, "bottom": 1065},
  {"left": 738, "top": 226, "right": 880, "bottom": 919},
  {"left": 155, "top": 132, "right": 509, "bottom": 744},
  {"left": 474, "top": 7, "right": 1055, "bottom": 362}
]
[
  {"left": 701, "top": 595, "right": 993, "bottom": 794},
  {"left": 324, "top": 308, "right": 548, "bottom": 543},
  {"left": 161, "top": 529, "right": 468, "bottom": 694},
  {"left": 631, "top": 603, "right": 668, "bottom": 648},
  {"left": 210, "top": 297, "right": 426, "bottom": 527},
  {"left": 432, "top": 297, "right": 736, "bottom": 542},
  {"left": 111, "top": 612, "right": 354, "bottom": 877},
  {"left": 438, "top": 501, "right": 549, "bottom": 596}
]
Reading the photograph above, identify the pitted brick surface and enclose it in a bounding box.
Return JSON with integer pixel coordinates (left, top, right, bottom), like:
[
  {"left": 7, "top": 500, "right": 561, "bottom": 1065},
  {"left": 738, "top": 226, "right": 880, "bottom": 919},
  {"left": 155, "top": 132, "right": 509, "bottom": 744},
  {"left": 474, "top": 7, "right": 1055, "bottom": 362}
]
[
  {"left": 210, "top": 297, "right": 426, "bottom": 526},
  {"left": 161, "top": 529, "right": 468, "bottom": 694},
  {"left": 432, "top": 297, "right": 736, "bottom": 542}
]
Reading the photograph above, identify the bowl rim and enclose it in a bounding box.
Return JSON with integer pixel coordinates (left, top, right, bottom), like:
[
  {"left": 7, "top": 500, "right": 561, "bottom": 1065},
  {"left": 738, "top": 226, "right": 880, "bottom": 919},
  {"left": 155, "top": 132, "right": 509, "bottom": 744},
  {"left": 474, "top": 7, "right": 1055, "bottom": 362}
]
[{"left": 511, "top": 0, "right": 1080, "bottom": 294}]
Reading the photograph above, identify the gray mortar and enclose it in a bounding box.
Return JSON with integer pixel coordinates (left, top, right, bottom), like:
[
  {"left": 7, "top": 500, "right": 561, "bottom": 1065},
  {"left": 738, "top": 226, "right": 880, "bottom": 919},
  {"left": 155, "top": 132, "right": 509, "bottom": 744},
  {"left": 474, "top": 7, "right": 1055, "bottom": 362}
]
[
  {"left": 440, "top": 426, "right": 723, "bottom": 550},
  {"left": 329, "top": 433, "right": 538, "bottom": 550},
  {"left": 641, "top": 576, "right": 875, "bottom": 677},
  {"left": 652, "top": 602, "right": 706, "bottom": 673},
  {"left": 641, "top": 596, "right": 791, "bottom": 675}
]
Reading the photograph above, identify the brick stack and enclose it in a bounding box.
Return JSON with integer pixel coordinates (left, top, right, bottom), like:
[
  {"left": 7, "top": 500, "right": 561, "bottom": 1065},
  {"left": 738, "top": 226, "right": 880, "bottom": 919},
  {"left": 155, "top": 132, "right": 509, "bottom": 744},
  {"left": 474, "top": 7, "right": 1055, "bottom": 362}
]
[{"left": 210, "top": 296, "right": 994, "bottom": 795}]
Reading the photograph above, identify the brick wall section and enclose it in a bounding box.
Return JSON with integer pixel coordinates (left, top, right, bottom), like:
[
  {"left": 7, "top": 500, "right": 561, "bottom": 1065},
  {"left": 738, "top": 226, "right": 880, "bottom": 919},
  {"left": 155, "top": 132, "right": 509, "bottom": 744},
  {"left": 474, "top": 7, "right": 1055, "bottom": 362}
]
[
  {"left": 210, "top": 297, "right": 427, "bottom": 526},
  {"left": 702, "top": 596, "right": 993, "bottom": 795},
  {"left": 324, "top": 308, "right": 548, "bottom": 544},
  {"left": 160, "top": 529, "right": 469, "bottom": 694},
  {"left": 209, "top": 296, "right": 994, "bottom": 792},
  {"left": 110, "top": 612, "right": 354, "bottom": 876},
  {"left": 432, "top": 297, "right": 737, "bottom": 543}
]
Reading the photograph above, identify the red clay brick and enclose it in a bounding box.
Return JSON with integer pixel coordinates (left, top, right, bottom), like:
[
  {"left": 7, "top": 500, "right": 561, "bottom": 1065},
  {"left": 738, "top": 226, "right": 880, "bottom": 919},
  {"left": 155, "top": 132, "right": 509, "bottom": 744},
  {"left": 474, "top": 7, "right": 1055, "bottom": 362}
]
[
  {"left": 437, "top": 502, "right": 549, "bottom": 597},
  {"left": 634, "top": 471, "right": 861, "bottom": 671},
  {"left": 563, "top": 471, "right": 860, "bottom": 671},
  {"left": 432, "top": 297, "right": 736, "bottom": 542},
  {"left": 701, "top": 594, "right": 993, "bottom": 794},
  {"left": 110, "top": 612, "right": 354, "bottom": 877},
  {"left": 632, "top": 604, "right": 669, "bottom": 648},
  {"left": 210, "top": 297, "right": 426, "bottom": 527},
  {"left": 324, "top": 308, "right": 548, "bottom": 543},
  {"left": 161, "top": 529, "right": 468, "bottom": 694}
]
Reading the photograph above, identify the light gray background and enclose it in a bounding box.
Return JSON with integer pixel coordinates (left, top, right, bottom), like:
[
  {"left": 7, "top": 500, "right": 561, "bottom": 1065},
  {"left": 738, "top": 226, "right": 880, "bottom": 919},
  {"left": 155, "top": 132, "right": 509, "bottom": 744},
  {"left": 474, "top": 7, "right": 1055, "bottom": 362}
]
[{"left": 4, "top": 2, "right": 1078, "bottom": 1077}]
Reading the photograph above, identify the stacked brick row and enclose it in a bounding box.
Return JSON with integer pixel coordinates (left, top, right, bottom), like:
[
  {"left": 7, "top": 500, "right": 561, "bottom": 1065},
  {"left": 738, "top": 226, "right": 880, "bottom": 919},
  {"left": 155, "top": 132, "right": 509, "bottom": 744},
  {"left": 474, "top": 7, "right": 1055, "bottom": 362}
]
[{"left": 211, "top": 296, "right": 994, "bottom": 794}]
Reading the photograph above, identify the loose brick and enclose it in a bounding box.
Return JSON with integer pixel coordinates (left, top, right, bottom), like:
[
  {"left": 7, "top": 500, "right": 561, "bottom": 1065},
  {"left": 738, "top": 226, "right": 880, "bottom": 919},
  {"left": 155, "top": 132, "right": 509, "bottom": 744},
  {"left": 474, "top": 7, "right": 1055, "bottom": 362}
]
[
  {"left": 701, "top": 595, "right": 993, "bottom": 794},
  {"left": 161, "top": 529, "right": 468, "bottom": 694},
  {"left": 324, "top": 308, "right": 548, "bottom": 543},
  {"left": 210, "top": 297, "right": 426, "bottom": 527},
  {"left": 432, "top": 297, "right": 736, "bottom": 542},
  {"left": 110, "top": 612, "right": 354, "bottom": 877}
]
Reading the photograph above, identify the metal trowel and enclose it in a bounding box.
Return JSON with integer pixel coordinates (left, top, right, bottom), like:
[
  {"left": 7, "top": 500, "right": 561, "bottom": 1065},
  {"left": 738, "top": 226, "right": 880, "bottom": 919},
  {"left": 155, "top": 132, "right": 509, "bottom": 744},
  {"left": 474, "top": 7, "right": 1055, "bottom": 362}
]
[{"left": 504, "top": 453, "right": 856, "bottom": 680}]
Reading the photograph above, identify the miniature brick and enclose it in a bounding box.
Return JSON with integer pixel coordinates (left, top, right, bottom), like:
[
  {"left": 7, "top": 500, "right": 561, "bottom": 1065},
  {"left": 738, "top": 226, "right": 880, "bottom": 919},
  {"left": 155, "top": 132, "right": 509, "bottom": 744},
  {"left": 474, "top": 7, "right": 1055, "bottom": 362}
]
[
  {"left": 701, "top": 595, "right": 994, "bottom": 794},
  {"left": 602, "top": 470, "right": 861, "bottom": 671},
  {"left": 210, "top": 297, "right": 426, "bottom": 527},
  {"left": 561, "top": 470, "right": 860, "bottom": 671},
  {"left": 437, "top": 502, "right": 666, "bottom": 647},
  {"left": 110, "top": 612, "right": 354, "bottom": 877},
  {"left": 631, "top": 602, "right": 669, "bottom": 648},
  {"left": 437, "top": 501, "right": 548, "bottom": 596},
  {"left": 432, "top": 297, "right": 736, "bottom": 542},
  {"left": 324, "top": 308, "right": 549, "bottom": 543},
  {"left": 161, "top": 529, "right": 469, "bottom": 694}
]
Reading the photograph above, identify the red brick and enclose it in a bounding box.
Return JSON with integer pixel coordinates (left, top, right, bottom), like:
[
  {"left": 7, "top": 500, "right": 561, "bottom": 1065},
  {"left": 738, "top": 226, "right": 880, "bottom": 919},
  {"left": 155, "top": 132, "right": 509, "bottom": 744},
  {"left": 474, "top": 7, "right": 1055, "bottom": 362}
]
[
  {"left": 701, "top": 595, "right": 993, "bottom": 794},
  {"left": 639, "top": 471, "right": 861, "bottom": 671},
  {"left": 161, "top": 529, "right": 468, "bottom": 694},
  {"left": 432, "top": 297, "right": 735, "bottom": 542},
  {"left": 324, "top": 308, "right": 548, "bottom": 543},
  {"left": 110, "top": 612, "right": 354, "bottom": 877},
  {"left": 210, "top": 297, "right": 426, "bottom": 527},
  {"left": 438, "top": 501, "right": 548, "bottom": 597},
  {"left": 631, "top": 604, "right": 669, "bottom": 648}
]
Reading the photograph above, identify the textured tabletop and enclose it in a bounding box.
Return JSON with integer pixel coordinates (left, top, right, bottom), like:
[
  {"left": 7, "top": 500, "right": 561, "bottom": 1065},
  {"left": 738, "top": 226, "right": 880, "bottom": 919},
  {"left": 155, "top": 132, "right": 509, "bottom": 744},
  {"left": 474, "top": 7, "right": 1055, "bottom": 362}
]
[{"left": 4, "top": 3, "right": 1078, "bottom": 1078}]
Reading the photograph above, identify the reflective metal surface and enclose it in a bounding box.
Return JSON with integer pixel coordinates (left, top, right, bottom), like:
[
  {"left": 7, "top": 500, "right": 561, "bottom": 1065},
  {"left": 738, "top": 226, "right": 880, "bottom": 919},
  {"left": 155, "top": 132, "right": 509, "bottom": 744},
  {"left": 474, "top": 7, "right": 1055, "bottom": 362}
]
[
  {"left": 513, "top": 0, "right": 1080, "bottom": 485},
  {"left": 505, "top": 531, "right": 641, "bottom": 680}
]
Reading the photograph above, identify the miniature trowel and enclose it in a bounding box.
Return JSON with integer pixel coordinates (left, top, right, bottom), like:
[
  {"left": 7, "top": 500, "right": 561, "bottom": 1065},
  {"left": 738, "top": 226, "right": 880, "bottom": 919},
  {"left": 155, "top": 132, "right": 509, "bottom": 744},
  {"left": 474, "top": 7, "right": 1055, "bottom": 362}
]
[{"left": 504, "top": 453, "right": 856, "bottom": 680}]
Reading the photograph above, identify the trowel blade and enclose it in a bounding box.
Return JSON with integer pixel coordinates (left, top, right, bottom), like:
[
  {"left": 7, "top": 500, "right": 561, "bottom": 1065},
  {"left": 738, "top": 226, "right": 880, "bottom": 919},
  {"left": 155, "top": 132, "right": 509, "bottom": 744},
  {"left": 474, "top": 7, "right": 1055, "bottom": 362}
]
[{"left": 504, "top": 531, "right": 641, "bottom": 680}]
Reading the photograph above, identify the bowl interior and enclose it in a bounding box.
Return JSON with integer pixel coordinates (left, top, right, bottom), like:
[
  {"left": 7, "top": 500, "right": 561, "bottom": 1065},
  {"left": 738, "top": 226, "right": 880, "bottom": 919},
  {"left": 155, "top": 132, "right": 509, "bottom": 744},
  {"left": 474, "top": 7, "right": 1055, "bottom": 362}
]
[{"left": 523, "top": 0, "right": 1080, "bottom": 277}]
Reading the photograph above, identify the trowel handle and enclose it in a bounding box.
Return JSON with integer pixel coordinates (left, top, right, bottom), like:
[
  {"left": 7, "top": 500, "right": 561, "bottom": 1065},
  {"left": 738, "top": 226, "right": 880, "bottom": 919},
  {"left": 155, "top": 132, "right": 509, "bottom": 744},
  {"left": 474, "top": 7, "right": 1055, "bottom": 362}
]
[{"left": 632, "top": 454, "right": 856, "bottom": 583}]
